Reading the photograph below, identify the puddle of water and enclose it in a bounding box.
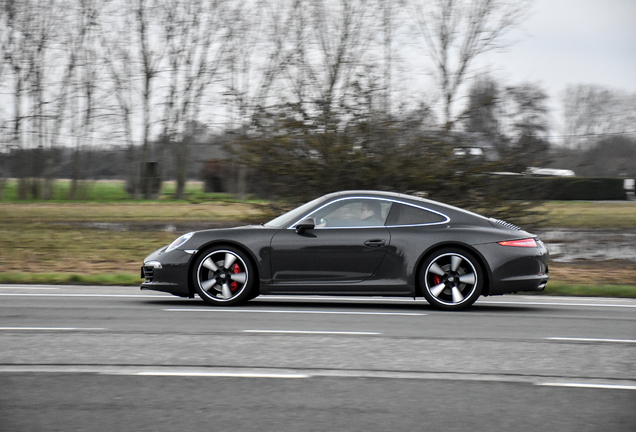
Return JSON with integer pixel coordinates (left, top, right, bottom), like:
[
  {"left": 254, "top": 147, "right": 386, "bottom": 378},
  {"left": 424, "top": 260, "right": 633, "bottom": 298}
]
[{"left": 538, "top": 229, "right": 636, "bottom": 262}]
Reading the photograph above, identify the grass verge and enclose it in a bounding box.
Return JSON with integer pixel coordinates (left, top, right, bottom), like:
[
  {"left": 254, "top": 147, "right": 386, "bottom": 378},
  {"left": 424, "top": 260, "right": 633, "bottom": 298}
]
[
  {"left": 526, "top": 282, "right": 636, "bottom": 298},
  {"left": 0, "top": 272, "right": 141, "bottom": 286},
  {"left": 0, "top": 179, "right": 272, "bottom": 205},
  {"left": 536, "top": 201, "right": 636, "bottom": 229}
]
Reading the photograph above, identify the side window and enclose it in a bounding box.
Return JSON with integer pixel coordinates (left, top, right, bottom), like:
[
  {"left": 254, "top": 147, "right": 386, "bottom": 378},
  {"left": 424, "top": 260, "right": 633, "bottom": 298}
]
[
  {"left": 310, "top": 199, "right": 391, "bottom": 228},
  {"left": 386, "top": 203, "right": 447, "bottom": 226}
]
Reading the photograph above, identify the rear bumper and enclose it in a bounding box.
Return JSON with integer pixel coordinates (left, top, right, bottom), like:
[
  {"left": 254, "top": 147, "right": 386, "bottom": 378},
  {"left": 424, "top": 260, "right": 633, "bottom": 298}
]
[
  {"left": 479, "top": 242, "right": 550, "bottom": 296},
  {"left": 490, "top": 271, "right": 549, "bottom": 295}
]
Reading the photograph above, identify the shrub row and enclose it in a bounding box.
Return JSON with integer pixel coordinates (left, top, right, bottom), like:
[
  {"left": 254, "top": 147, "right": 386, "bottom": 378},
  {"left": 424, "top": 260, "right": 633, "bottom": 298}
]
[{"left": 492, "top": 177, "right": 629, "bottom": 201}]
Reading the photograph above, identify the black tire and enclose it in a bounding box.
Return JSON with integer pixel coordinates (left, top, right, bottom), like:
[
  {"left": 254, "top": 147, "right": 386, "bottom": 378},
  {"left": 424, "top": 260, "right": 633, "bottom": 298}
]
[
  {"left": 192, "top": 246, "right": 255, "bottom": 306},
  {"left": 420, "top": 248, "right": 483, "bottom": 310}
]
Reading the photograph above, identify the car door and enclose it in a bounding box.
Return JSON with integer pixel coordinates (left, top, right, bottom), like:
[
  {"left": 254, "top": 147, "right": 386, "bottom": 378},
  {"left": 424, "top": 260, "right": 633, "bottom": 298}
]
[{"left": 269, "top": 198, "right": 392, "bottom": 285}]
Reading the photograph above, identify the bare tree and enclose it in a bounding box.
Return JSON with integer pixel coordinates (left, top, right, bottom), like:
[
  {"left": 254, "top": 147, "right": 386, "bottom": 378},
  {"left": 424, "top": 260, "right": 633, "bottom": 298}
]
[
  {"left": 2, "top": 0, "right": 35, "bottom": 199},
  {"left": 502, "top": 83, "right": 549, "bottom": 138},
  {"left": 411, "top": 0, "right": 531, "bottom": 130},
  {"left": 0, "top": 0, "right": 65, "bottom": 199},
  {"left": 465, "top": 76, "right": 500, "bottom": 136},
  {"left": 100, "top": 8, "right": 138, "bottom": 196},
  {"left": 156, "top": 0, "right": 232, "bottom": 199},
  {"left": 62, "top": 0, "right": 105, "bottom": 200},
  {"left": 562, "top": 84, "right": 636, "bottom": 150},
  {"left": 101, "top": 0, "right": 166, "bottom": 199},
  {"left": 134, "top": 0, "right": 164, "bottom": 198},
  {"left": 379, "top": 1, "right": 412, "bottom": 117},
  {"left": 251, "top": 0, "right": 379, "bottom": 123},
  {"left": 241, "top": 0, "right": 408, "bottom": 195},
  {"left": 463, "top": 78, "right": 550, "bottom": 164},
  {"left": 0, "top": 1, "right": 13, "bottom": 197},
  {"left": 499, "top": 82, "right": 550, "bottom": 169}
]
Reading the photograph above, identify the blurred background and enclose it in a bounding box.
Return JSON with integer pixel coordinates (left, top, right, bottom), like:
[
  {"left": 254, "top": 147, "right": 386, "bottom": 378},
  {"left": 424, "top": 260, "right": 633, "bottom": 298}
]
[
  {"left": 0, "top": 0, "right": 634, "bottom": 205},
  {"left": 1, "top": 0, "right": 635, "bottom": 292},
  {"left": 2, "top": 4, "right": 635, "bottom": 428}
]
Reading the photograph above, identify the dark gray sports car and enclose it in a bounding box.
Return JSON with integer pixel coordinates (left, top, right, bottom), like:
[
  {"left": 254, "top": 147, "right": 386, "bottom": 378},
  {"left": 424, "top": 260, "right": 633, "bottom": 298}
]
[{"left": 141, "top": 190, "right": 549, "bottom": 310}]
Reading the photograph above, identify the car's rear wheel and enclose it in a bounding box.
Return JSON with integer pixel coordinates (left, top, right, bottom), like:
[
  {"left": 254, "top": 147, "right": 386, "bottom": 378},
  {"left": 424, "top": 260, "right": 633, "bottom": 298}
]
[
  {"left": 192, "top": 246, "right": 254, "bottom": 306},
  {"left": 420, "top": 249, "right": 483, "bottom": 310}
]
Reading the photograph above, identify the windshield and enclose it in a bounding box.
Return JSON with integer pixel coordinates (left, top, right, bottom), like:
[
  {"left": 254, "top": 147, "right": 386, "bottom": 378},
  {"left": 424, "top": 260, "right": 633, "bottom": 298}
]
[{"left": 263, "top": 196, "right": 327, "bottom": 228}]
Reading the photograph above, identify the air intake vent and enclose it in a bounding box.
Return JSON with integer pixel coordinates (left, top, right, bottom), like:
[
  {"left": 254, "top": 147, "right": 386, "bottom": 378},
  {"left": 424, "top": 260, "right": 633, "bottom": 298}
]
[
  {"left": 143, "top": 266, "right": 155, "bottom": 282},
  {"left": 490, "top": 218, "right": 521, "bottom": 231}
]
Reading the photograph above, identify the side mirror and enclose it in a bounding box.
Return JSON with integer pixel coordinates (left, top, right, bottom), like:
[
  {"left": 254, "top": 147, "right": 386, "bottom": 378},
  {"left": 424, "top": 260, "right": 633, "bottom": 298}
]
[{"left": 295, "top": 217, "right": 315, "bottom": 234}]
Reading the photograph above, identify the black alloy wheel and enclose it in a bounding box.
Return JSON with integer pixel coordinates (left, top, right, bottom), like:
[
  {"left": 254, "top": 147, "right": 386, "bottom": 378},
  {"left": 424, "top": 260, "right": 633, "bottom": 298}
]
[
  {"left": 193, "top": 246, "right": 254, "bottom": 306},
  {"left": 420, "top": 249, "right": 483, "bottom": 310}
]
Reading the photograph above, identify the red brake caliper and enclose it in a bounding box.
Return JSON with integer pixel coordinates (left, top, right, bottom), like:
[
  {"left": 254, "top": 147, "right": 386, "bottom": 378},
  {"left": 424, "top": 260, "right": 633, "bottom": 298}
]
[
  {"left": 231, "top": 263, "right": 240, "bottom": 291},
  {"left": 433, "top": 275, "right": 442, "bottom": 286}
]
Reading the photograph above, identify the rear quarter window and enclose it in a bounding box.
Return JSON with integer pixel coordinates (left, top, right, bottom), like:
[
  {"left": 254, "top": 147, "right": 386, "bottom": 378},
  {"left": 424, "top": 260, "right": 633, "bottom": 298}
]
[{"left": 386, "top": 203, "right": 447, "bottom": 226}]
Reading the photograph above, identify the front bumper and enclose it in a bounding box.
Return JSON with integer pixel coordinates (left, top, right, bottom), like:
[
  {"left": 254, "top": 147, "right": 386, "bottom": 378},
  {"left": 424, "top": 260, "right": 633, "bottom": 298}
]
[{"left": 140, "top": 248, "right": 193, "bottom": 297}]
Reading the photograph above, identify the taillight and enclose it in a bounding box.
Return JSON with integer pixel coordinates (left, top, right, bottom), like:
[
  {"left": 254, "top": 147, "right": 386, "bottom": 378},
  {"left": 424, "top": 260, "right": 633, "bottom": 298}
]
[{"left": 498, "top": 238, "right": 537, "bottom": 247}]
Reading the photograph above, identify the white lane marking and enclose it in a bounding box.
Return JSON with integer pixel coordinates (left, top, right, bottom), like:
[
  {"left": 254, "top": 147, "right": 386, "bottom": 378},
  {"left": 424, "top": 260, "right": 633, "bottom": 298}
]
[
  {"left": 0, "top": 286, "right": 60, "bottom": 290},
  {"left": 521, "top": 296, "right": 628, "bottom": 302},
  {"left": 261, "top": 295, "right": 636, "bottom": 308},
  {"left": 164, "top": 308, "right": 425, "bottom": 316},
  {"left": 243, "top": 330, "right": 381, "bottom": 335},
  {"left": 480, "top": 300, "right": 636, "bottom": 308},
  {"left": 538, "top": 383, "right": 636, "bottom": 391},
  {"left": 547, "top": 337, "right": 636, "bottom": 344},
  {"left": 135, "top": 371, "right": 309, "bottom": 378},
  {"left": 0, "top": 327, "right": 106, "bottom": 331},
  {"left": 0, "top": 293, "right": 168, "bottom": 298},
  {"left": 2, "top": 366, "right": 635, "bottom": 388},
  {"left": 259, "top": 296, "right": 427, "bottom": 302}
]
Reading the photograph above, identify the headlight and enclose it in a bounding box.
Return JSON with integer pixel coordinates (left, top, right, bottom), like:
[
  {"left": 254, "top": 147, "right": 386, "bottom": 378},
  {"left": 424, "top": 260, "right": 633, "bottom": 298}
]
[{"left": 165, "top": 232, "right": 194, "bottom": 253}]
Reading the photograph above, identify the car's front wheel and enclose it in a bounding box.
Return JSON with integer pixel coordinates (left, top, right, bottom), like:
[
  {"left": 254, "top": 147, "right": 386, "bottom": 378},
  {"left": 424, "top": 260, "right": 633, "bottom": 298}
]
[
  {"left": 192, "top": 246, "right": 254, "bottom": 306},
  {"left": 420, "top": 249, "right": 483, "bottom": 310}
]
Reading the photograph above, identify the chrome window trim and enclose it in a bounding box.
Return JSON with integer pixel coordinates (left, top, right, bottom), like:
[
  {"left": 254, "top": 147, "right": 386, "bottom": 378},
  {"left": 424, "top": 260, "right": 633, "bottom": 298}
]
[{"left": 288, "top": 196, "right": 450, "bottom": 229}]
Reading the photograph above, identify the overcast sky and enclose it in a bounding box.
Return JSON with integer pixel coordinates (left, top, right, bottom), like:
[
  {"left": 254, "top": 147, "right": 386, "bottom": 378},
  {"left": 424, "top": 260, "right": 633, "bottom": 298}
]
[
  {"left": 488, "top": 0, "right": 636, "bottom": 98},
  {"left": 467, "top": 0, "right": 634, "bottom": 136}
]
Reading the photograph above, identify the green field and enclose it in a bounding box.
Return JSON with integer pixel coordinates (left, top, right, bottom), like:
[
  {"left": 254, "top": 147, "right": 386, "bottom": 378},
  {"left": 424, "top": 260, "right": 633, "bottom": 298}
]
[
  {"left": 1, "top": 179, "right": 635, "bottom": 297},
  {"left": 0, "top": 178, "right": 234, "bottom": 203},
  {"left": 535, "top": 201, "right": 636, "bottom": 229}
]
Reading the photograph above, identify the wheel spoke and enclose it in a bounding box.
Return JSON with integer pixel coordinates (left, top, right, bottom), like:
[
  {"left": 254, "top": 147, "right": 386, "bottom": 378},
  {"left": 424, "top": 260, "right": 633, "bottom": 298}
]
[
  {"left": 451, "top": 255, "right": 463, "bottom": 272},
  {"left": 224, "top": 253, "right": 237, "bottom": 269},
  {"left": 430, "top": 282, "right": 446, "bottom": 297},
  {"left": 458, "top": 272, "right": 475, "bottom": 285},
  {"left": 221, "top": 282, "right": 233, "bottom": 299},
  {"left": 429, "top": 262, "right": 445, "bottom": 276},
  {"left": 230, "top": 272, "right": 247, "bottom": 284},
  {"left": 451, "top": 286, "right": 465, "bottom": 303},
  {"left": 201, "top": 279, "right": 216, "bottom": 291},
  {"left": 202, "top": 257, "right": 218, "bottom": 272}
]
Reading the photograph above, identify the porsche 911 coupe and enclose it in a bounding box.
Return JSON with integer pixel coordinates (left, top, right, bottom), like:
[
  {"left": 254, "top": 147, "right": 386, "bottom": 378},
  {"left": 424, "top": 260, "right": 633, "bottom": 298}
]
[{"left": 141, "top": 190, "right": 549, "bottom": 310}]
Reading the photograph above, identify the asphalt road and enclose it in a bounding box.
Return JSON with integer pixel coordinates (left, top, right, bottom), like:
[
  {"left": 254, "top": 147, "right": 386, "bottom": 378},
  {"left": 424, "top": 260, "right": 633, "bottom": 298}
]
[{"left": 1, "top": 285, "right": 635, "bottom": 431}]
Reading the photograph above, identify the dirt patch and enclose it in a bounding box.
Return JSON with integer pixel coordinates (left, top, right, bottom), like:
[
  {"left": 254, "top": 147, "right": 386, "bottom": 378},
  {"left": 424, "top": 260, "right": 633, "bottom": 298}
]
[{"left": 549, "top": 260, "right": 636, "bottom": 285}]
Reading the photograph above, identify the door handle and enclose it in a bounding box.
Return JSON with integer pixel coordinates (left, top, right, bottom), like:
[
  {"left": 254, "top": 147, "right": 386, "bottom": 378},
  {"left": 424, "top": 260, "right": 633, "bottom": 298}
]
[{"left": 364, "top": 239, "right": 386, "bottom": 248}]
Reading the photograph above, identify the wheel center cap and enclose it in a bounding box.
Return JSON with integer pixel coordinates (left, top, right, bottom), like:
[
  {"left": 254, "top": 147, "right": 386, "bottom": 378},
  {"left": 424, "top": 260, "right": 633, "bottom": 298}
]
[{"left": 448, "top": 276, "right": 455, "bottom": 283}]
